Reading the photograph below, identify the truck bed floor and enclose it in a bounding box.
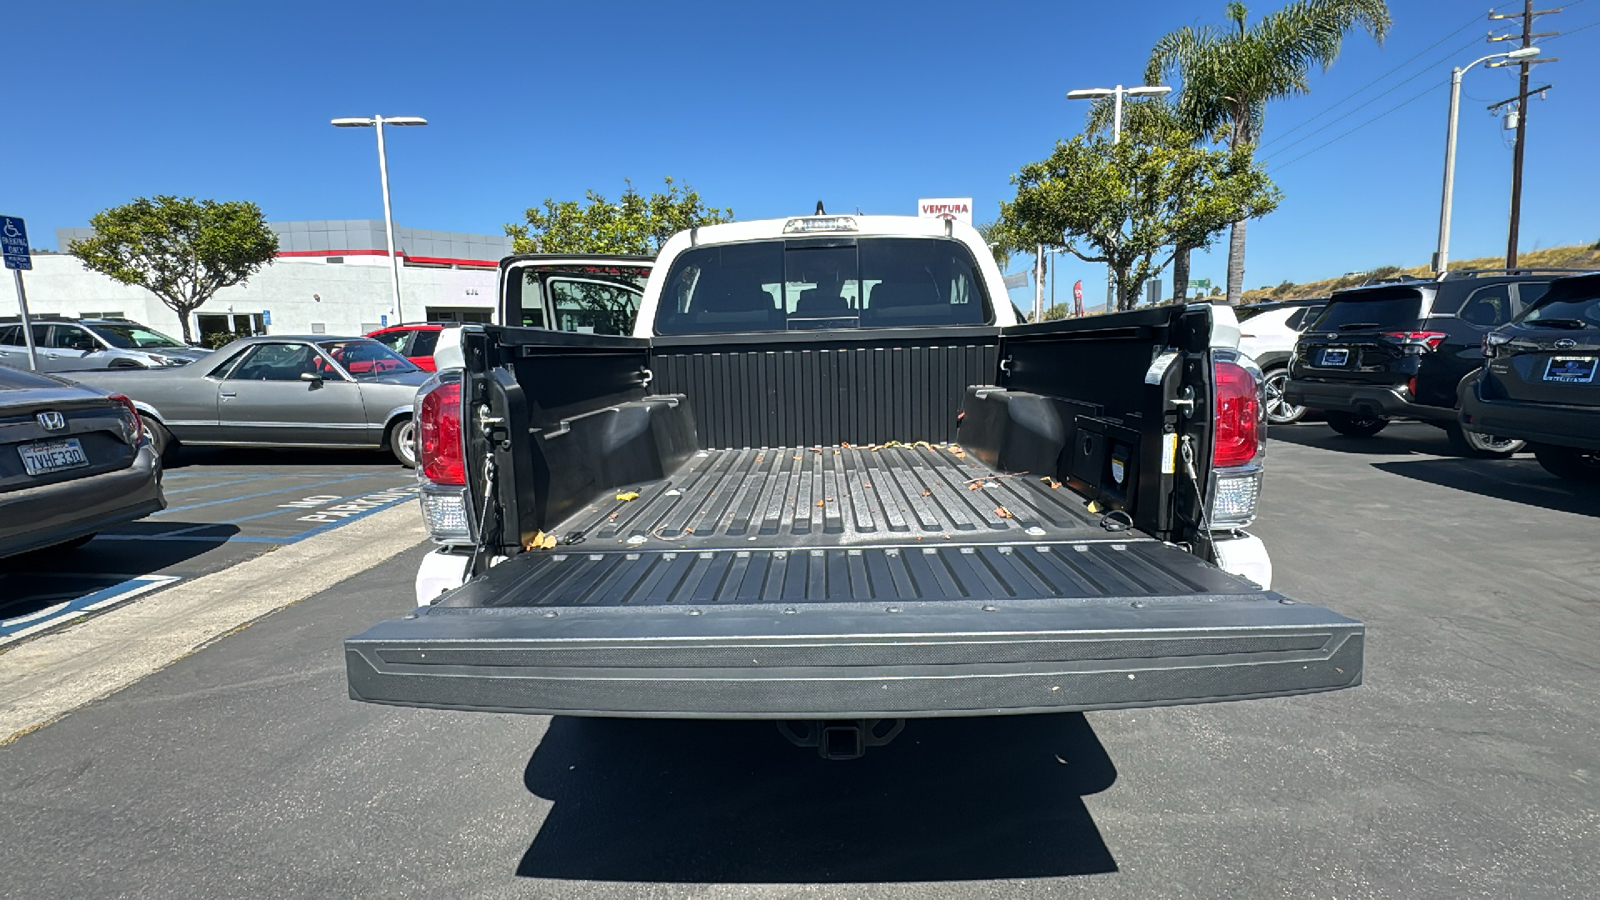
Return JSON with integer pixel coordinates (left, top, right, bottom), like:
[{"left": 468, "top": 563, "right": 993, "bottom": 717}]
[{"left": 557, "top": 444, "right": 1108, "bottom": 552}]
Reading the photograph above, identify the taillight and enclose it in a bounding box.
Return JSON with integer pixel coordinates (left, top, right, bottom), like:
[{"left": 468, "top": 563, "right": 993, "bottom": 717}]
[
  {"left": 1406, "top": 377, "right": 1419, "bottom": 396},
  {"left": 419, "top": 381, "right": 464, "bottom": 485},
  {"left": 108, "top": 393, "right": 143, "bottom": 446},
  {"left": 1213, "top": 360, "right": 1260, "bottom": 468},
  {"left": 1383, "top": 331, "right": 1448, "bottom": 350}
]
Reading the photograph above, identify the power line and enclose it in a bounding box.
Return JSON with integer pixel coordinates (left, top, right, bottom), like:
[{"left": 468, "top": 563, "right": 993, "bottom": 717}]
[
  {"left": 1261, "top": 12, "right": 1487, "bottom": 151},
  {"left": 1269, "top": 80, "right": 1441, "bottom": 172},
  {"left": 1540, "top": 17, "right": 1599, "bottom": 40},
  {"left": 1262, "top": 33, "right": 1484, "bottom": 158}
]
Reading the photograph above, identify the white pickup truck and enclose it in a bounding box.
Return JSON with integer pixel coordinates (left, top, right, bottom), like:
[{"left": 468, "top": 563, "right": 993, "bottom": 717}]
[{"left": 350, "top": 214, "right": 1359, "bottom": 759}]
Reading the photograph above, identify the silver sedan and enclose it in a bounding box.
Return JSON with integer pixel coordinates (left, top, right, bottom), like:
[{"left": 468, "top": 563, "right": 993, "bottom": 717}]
[{"left": 71, "top": 335, "right": 432, "bottom": 467}]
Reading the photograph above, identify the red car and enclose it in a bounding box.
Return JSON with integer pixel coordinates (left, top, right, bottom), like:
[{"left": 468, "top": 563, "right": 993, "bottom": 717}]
[{"left": 366, "top": 324, "right": 450, "bottom": 372}]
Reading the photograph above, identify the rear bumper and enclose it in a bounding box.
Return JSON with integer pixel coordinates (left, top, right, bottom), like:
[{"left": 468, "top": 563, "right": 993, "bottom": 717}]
[
  {"left": 346, "top": 595, "right": 1363, "bottom": 719},
  {"left": 1461, "top": 389, "right": 1600, "bottom": 451},
  {"left": 1284, "top": 378, "right": 1453, "bottom": 422},
  {"left": 0, "top": 443, "right": 165, "bottom": 558}
]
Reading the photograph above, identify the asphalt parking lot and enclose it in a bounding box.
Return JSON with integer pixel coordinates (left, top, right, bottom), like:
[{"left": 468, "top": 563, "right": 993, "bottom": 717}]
[
  {"left": 2, "top": 421, "right": 1597, "bottom": 899},
  {"left": 0, "top": 447, "right": 416, "bottom": 645}
]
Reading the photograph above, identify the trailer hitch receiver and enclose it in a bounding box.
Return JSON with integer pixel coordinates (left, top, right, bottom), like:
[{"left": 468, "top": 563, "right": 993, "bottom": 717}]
[{"left": 776, "top": 719, "right": 906, "bottom": 760}]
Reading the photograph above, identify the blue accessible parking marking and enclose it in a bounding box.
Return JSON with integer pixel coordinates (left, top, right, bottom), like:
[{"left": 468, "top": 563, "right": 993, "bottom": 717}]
[{"left": 0, "top": 453, "right": 421, "bottom": 645}]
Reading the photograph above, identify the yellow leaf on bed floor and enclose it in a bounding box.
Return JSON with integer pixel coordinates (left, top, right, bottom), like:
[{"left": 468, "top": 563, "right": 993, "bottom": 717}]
[{"left": 615, "top": 491, "right": 640, "bottom": 502}]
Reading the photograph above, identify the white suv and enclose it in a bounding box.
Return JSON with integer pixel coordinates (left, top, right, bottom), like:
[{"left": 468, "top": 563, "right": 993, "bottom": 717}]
[{"left": 1233, "top": 299, "right": 1326, "bottom": 425}]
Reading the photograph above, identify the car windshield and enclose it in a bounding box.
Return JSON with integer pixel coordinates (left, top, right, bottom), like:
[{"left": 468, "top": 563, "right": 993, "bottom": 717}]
[
  {"left": 655, "top": 237, "right": 990, "bottom": 334},
  {"left": 87, "top": 322, "right": 186, "bottom": 349},
  {"left": 318, "top": 339, "right": 419, "bottom": 377},
  {"left": 1520, "top": 283, "right": 1600, "bottom": 328},
  {"left": 1307, "top": 288, "right": 1423, "bottom": 333}
]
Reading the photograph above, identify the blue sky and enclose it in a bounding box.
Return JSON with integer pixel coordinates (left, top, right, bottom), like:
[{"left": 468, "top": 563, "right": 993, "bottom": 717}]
[{"left": 6, "top": 0, "right": 1597, "bottom": 306}]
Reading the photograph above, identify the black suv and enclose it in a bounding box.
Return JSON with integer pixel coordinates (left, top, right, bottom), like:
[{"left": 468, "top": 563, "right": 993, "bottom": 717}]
[
  {"left": 1285, "top": 269, "right": 1589, "bottom": 456},
  {"left": 1462, "top": 272, "right": 1600, "bottom": 481}
]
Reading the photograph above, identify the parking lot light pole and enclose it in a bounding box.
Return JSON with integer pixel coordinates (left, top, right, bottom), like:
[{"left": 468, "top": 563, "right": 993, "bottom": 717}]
[
  {"left": 1433, "top": 48, "right": 1538, "bottom": 276},
  {"left": 1066, "top": 85, "right": 1172, "bottom": 308},
  {"left": 331, "top": 115, "right": 428, "bottom": 324}
]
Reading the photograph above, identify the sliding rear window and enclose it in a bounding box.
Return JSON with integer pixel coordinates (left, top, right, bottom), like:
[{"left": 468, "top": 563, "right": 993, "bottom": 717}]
[
  {"left": 654, "top": 237, "right": 990, "bottom": 335},
  {"left": 1307, "top": 288, "right": 1423, "bottom": 333}
]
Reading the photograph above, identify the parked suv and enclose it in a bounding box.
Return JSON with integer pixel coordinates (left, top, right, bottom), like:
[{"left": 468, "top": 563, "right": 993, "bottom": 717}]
[
  {"left": 1462, "top": 272, "right": 1600, "bottom": 480},
  {"left": 1235, "top": 297, "right": 1326, "bottom": 424},
  {"left": 0, "top": 316, "right": 210, "bottom": 373},
  {"left": 1285, "top": 270, "right": 1588, "bottom": 456}
]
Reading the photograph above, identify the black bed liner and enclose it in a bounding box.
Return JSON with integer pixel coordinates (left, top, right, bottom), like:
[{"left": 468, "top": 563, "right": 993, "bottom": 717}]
[
  {"left": 436, "top": 540, "right": 1246, "bottom": 609},
  {"left": 549, "top": 444, "right": 1101, "bottom": 552}
]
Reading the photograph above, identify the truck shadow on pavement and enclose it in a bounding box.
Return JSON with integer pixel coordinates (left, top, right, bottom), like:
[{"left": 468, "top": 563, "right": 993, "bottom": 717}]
[
  {"left": 516, "top": 712, "right": 1119, "bottom": 883},
  {"left": 1371, "top": 458, "right": 1600, "bottom": 518}
]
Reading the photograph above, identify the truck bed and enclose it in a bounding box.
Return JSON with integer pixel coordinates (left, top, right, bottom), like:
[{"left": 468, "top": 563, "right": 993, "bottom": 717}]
[
  {"left": 533, "top": 443, "right": 1104, "bottom": 553},
  {"left": 346, "top": 445, "right": 1363, "bottom": 719}
]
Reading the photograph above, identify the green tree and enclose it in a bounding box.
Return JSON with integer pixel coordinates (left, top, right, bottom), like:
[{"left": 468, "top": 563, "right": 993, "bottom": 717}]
[
  {"left": 505, "top": 177, "right": 731, "bottom": 256},
  {"left": 1147, "top": 0, "right": 1391, "bottom": 304},
  {"left": 1271, "top": 279, "right": 1297, "bottom": 298},
  {"left": 996, "top": 116, "right": 1280, "bottom": 311},
  {"left": 68, "top": 196, "right": 279, "bottom": 344},
  {"left": 1085, "top": 98, "right": 1204, "bottom": 302}
]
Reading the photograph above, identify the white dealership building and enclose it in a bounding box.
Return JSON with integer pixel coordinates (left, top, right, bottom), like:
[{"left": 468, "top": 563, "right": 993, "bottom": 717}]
[{"left": 2, "top": 220, "right": 512, "bottom": 344}]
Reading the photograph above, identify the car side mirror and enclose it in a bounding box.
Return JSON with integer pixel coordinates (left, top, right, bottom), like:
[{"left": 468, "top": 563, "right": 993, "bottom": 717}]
[{"left": 300, "top": 371, "right": 324, "bottom": 384}]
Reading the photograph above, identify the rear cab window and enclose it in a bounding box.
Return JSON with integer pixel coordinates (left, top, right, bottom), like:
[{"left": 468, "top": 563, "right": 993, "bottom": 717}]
[
  {"left": 1309, "top": 287, "right": 1424, "bottom": 333},
  {"left": 655, "top": 237, "right": 990, "bottom": 335}
]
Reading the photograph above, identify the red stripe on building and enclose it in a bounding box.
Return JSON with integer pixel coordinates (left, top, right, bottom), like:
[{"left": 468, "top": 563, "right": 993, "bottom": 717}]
[{"left": 276, "top": 249, "right": 498, "bottom": 268}]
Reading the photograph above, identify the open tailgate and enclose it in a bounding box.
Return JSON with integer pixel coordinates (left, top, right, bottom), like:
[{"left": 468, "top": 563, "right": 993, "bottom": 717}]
[{"left": 346, "top": 541, "right": 1362, "bottom": 719}]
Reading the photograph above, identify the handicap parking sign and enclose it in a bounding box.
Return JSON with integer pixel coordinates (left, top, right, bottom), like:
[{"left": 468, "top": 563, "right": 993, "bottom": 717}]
[{"left": 1, "top": 216, "right": 30, "bottom": 270}]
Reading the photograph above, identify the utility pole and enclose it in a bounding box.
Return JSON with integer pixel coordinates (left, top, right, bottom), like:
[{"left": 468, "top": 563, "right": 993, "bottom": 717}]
[
  {"left": 1033, "top": 244, "right": 1044, "bottom": 321},
  {"left": 1066, "top": 84, "right": 1171, "bottom": 313},
  {"left": 1488, "top": 2, "right": 1560, "bottom": 268}
]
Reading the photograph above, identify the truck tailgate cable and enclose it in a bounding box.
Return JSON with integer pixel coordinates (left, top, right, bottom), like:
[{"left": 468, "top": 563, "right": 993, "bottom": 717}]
[
  {"left": 1179, "top": 436, "right": 1217, "bottom": 559},
  {"left": 467, "top": 455, "right": 497, "bottom": 577}
]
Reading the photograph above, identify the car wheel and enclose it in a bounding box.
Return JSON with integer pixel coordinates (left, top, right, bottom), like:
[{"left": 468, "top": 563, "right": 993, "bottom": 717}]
[
  {"left": 1531, "top": 443, "right": 1600, "bottom": 482},
  {"left": 389, "top": 418, "right": 417, "bottom": 468},
  {"left": 1325, "top": 411, "right": 1388, "bottom": 438},
  {"left": 1262, "top": 369, "right": 1306, "bottom": 425},
  {"left": 1446, "top": 422, "right": 1525, "bottom": 459},
  {"left": 139, "top": 414, "right": 179, "bottom": 466}
]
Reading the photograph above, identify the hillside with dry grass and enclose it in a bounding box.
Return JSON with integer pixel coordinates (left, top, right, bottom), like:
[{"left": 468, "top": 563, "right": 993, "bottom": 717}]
[{"left": 1240, "top": 242, "right": 1600, "bottom": 303}]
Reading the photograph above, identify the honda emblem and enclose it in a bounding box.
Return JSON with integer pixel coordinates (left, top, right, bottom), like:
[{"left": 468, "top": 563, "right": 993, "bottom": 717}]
[{"left": 36, "top": 411, "right": 66, "bottom": 431}]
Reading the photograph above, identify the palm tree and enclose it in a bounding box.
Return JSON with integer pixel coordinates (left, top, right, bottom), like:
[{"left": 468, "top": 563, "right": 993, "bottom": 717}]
[{"left": 1148, "top": 0, "right": 1390, "bottom": 304}]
